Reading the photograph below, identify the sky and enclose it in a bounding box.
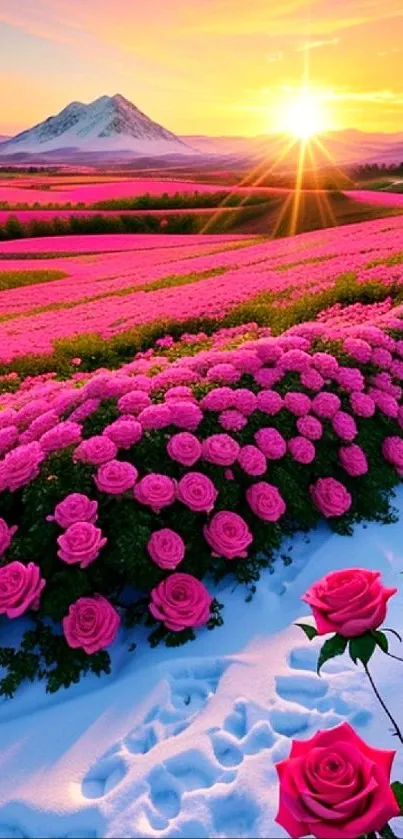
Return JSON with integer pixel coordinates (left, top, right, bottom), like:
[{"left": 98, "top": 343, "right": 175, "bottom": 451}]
[{"left": 1, "top": 0, "right": 403, "bottom": 137}]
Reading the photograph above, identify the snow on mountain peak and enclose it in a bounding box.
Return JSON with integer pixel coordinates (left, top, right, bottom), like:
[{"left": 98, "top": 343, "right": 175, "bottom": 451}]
[{"left": 0, "top": 94, "right": 195, "bottom": 157}]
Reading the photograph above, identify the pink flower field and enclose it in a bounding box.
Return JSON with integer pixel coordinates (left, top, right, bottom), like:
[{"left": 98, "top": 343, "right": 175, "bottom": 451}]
[{"left": 0, "top": 178, "right": 224, "bottom": 205}]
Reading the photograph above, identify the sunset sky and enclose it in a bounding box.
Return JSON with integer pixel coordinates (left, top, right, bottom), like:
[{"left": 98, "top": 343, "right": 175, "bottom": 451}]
[{"left": 1, "top": 0, "right": 403, "bottom": 138}]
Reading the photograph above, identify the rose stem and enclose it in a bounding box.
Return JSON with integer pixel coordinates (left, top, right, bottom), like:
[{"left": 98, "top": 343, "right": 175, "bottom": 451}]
[
  {"left": 385, "top": 651, "right": 403, "bottom": 663},
  {"left": 363, "top": 663, "right": 403, "bottom": 745}
]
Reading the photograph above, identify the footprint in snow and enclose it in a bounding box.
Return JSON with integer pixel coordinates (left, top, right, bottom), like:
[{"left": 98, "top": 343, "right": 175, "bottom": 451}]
[{"left": 209, "top": 698, "right": 275, "bottom": 769}]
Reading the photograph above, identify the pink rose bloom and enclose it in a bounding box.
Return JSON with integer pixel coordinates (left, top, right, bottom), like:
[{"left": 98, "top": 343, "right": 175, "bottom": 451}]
[
  {"left": 288, "top": 436, "right": 315, "bottom": 464},
  {"left": 390, "top": 359, "right": 403, "bottom": 381},
  {"left": 69, "top": 399, "right": 101, "bottom": 423},
  {"left": 371, "top": 372, "right": 400, "bottom": 397},
  {"left": 233, "top": 389, "right": 257, "bottom": 416},
  {"left": 204, "top": 511, "right": 253, "bottom": 559},
  {"left": 103, "top": 417, "right": 142, "bottom": 449},
  {"left": 279, "top": 349, "right": 311, "bottom": 372},
  {"left": 50, "top": 493, "right": 98, "bottom": 529},
  {"left": 177, "top": 472, "right": 217, "bottom": 513},
  {"left": 2, "top": 441, "right": 45, "bottom": 491},
  {"left": 311, "top": 351, "right": 339, "bottom": 377},
  {"left": 254, "top": 367, "right": 283, "bottom": 388},
  {"left": 255, "top": 338, "right": 283, "bottom": 364},
  {"left": 169, "top": 401, "right": 203, "bottom": 431},
  {"left": 0, "top": 518, "right": 17, "bottom": 556},
  {"left": 349, "top": 391, "right": 375, "bottom": 418},
  {"left": 57, "top": 522, "right": 107, "bottom": 568},
  {"left": 257, "top": 390, "right": 283, "bottom": 415},
  {"left": 118, "top": 390, "right": 152, "bottom": 415},
  {"left": 370, "top": 389, "right": 399, "bottom": 418},
  {"left": 312, "top": 392, "right": 341, "bottom": 419},
  {"left": 63, "top": 595, "right": 120, "bottom": 655},
  {"left": 27, "top": 410, "right": 62, "bottom": 441},
  {"left": 296, "top": 415, "right": 323, "bottom": 441},
  {"left": 147, "top": 528, "right": 185, "bottom": 570},
  {"left": 238, "top": 444, "right": 267, "bottom": 476},
  {"left": 40, "top": 421, "right": 82, "bottom": 453},
  {"left": 303, "top": 568, "right": 397, "bottom": 637},
  {"left": 310, "top": 477, "right": 352, "bottom": 518},
  {"left": 232, "top": 350, "right": 262, "bottom": 374},
  {"left": 0, "top": 425, "right": 19, "bottom": 455},
  {"left": 398, "top": 406, "right": 403, "bottom": 431},
  {"left": 73, "top": 435, "right": 117, "bottom": 465},
  {"left": 167, "top": 432, "right": 202, "bottom": 467},
  {"left": 339, "top": 444, "right": 368, "bottom": 477},
  {"left": 275, "top": 722, "right": 399, "bottom": 839},
  {"left": 0, "top": 408, "right": 17, "bottom": 429},
  {"left": 165, "top": 386, "right": 196, "bottom": 402},
  {"left": 0, "top": 561, "right": 46, "bottom": 618},
  {"left": 246, "top": 481, "right": 286, "bottom": 522},
  {"left": 219, "top": 409, "right": 247, "bottom": 432},
  {"left": 372, "top": 347, "right": 392, "bottom": 369},
  {"left": 299, "top": 369, "right": 324, "bottom": 392},
  {"left": 95, "top": 460, "right": 138, "bottom": 495},
  {"left": 206, "top": 363, "right": 240, "bottom": 384},
  {"left": 332, "top": 411, "right": 358, "bottom": 442},
  {"left": 16, "top": 399, "right": 50, "bottom": 429},
  {"left": 149, "top": 573, "right": 213, "bottom": 632},
  {"left": 382, "top": 436, "right": 403, "bottom": 470},
  {"left": 343, "top": 337, "right": 372, "bottom": 364},
  {"left": 336, "top": 367, "right": 365, "bottom": 393},
  {"left": 134, "top": 473, "right": 176, "bottom": 513},
  {"left": 284, "top": 392, "right": 311, "bottom": 417},
  {"left": 138, "top": 404, "right": 172, "bottom": 430},
  {"left": 202, "top": 434, "right": 240, "bottom": 466},
  {"left": 254, "top": 428, "right": 286, "bottom": 460},
  {"left": 200, "top": 387, "right": 235, "bottom": 412}
]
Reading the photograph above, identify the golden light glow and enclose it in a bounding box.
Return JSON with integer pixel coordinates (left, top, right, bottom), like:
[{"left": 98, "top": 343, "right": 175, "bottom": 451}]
[{"left": 280, "top": 88, "right": 329, "bottom": 140}]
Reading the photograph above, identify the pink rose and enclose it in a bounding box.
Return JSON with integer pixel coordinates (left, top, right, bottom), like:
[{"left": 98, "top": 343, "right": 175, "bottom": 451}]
[
  {"left": 382, "top": 436, "right": 403, "bottom": 470},
  {"left": 69, "top": 399, "right": 100, "bottom": 423},
  {"left": 177, "top": 472, "right": 218, "bottom": 513},
  {"left": 0, "top": 518, "right": 17, "bottom": 556},
  {"left": 275, "top": 722, "right": 399, "bottom": 839},
  {"left": 254, "top": 367, "right": 283, "bottom": 388},
  {"left": 336, "top": 367, "right": 365, "bottom": 393},
  {"left": 311, "top": 351, "right": 339, "bottom": 377},
  {"left": 343, "top": 337, "right": 372, "bottom": 364},
  {"left": 279, "top": 349, "right": 311, "bottom": 372},
  {"left": 0, "top": 425, "right": 19, "bottom": 456},
  {"left": 169, "top": 401, "right": 203, "bottom": 431},
  {"left": 254, "top": 428, "right": 286, "bottom": 460},
  {"left": 73, "top": 435, "right": 117, "bottom": 465},
  {"left": 149, "top": 573, "right": 213, "bottom": 631},
  {"left": 2, "top": 442, "right": 45, "bottom": 491},
  {"left": 167, "top": 432, "right": 202, "bottom": 467},
  {"left": 312, "top": 392, "right": 341, "bottom": 419},
  {"left": 339, "top": 444, "right": 368, "bottom": 477},
  {"left": 103, "top": 418, "right": 142, "bottom": 449},
  {"left": 349, "top": 391, "right": 375, "bottom": 418},
  {"left": 138, "top": 404, "right": 172, "bottom": 430},
  {"left": 202, "top": 434, "right": 240, "bottom": 466},
  {"left": 296, "top": 415, "right": 323, "bottom": 441},
  {"left": 0, "top": 561, "right": 45, "bottom": 618},
  {"left": 300, "top": 369, "right": 324, "bottom": 392},
  {"left": 288, "top": 436, "right": 315, "bottom": 464},
  {"left": 63, "top": 595, "right": 120, "bottom": 654},
  {"left": 257, "top": 390, "right": 283, "bottom": 415},
  {"left": 237, "top": 445, "right": 267, "bottom": 476},
  {"left": 134, "top": 473, "right": 176, "bottom": 513},
  {"left": 50, "top": 493, "right": 98, "bottom": 529},
  {"left": 200, "top": 387, "right": 235, "bottom": 412},
  {"left": 218, "top": 409, "right": 248, "bottom": 431},
  {"left": 40, "top": 421, "right": 82, "bottom": 453},
  {"left": 118, "top": 390, "right": 151, "bottom": 415},
  {"left": 147, "top": 528, "right": 185, "bottom": 570},
  {"left": 284, "top": 392, "right": 311, "bottom": 417},
  {"left": 332, "top": 411, "right": 358, "bottom": 442},
  {"left": 206, "top": 363, "right": 240, "bottom": 384},
  {"left": 57, "top": 522, "right": 107, "bottom": 568},
  {"left": 246, "top": 481, "right": 286, "bottom": 522},
  {"left": 95, "top": 460, "right": 138, "bottom": 495},
  {"left": 204, "top": 511, "right": 253, "bottom": 559},
  {"left": 310, "top": 477, "right": 352, "bottom": 518},
  {"left": 303, "top": 568, "right": 397, "bottom": 637},
  {"left": 232, "top": 389, "right": 257, "bottom": 416}
]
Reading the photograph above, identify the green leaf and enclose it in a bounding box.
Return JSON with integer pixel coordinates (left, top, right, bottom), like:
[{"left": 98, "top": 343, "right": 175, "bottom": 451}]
[
  {"left": 295, "top": 623, "right": 318, "bottom": 641},
  {"left": 391, "top": 781, "right": 403, "bottom": 815},
  {"left": 349, "top": 633, "right": 377, "bottom": 667},
  {"left": 371, "top": 630, "right": 389, "bottom": 654},
  {"left": 317, "top": 635, "right": 348, "bottom": 675}
]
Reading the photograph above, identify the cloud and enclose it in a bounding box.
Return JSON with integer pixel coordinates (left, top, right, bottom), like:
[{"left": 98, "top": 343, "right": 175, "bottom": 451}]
[
  {"left": 296, "top": 37, "right": 339, "bottom": 51},
  {"left": 331, "top": 88, "right": 403, "bottom": 105}
]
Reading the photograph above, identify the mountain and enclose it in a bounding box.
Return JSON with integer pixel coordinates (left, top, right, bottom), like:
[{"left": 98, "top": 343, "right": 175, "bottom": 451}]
[
  {"left": 0, "top": 135, "right": 10, "bottom": 144},
  {"left": 0, "top": 95, "right": 194, "bottom": 158}
]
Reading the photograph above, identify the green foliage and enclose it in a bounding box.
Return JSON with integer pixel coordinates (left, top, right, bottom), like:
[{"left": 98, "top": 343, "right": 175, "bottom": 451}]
[
  {"left": 317, "top": 635, "right": 348, "bottom": 674},
  {"left": 296, "top": 623, "right": 318, "bottom": 641},
  {"left": 349, "top": 633, "right": 377, "bottom": 667},
  {"left": 0, "top": 269, "right": 67, "bottom": 291}
]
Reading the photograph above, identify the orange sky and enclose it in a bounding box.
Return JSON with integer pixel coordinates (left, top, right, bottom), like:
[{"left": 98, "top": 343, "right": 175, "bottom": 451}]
[{"left": 1, "top": 0, "right": 403, "bottom": 137}]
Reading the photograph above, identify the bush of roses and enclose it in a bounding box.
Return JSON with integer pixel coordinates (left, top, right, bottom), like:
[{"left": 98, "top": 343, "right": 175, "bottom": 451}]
[{"left": 1, "top": 321, "right": 403, "bottom": 695}]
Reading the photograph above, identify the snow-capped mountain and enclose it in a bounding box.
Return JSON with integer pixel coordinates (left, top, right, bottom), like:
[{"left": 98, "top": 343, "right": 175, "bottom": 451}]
[{"left": 0, "top": 95, "right": 194, "bottom": 157}]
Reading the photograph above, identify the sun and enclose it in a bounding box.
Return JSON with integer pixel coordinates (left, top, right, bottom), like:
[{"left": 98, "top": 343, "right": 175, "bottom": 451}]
[{"left": 280, "top": 88, "right": 327, "bottom": 141}]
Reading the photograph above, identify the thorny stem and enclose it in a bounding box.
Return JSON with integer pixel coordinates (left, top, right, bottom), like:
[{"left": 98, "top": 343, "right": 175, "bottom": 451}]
[{"left": 363, "top": 663, "right": 403, "bottom": 745}]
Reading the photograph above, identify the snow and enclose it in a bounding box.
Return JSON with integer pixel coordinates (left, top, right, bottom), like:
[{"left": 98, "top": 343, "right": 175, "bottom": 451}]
[{"left": 1, "top": 493, "right": 403, "bottom": 838}]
